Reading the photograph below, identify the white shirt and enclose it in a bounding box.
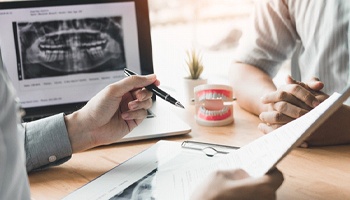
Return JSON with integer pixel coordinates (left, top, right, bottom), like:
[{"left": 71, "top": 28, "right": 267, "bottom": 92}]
[{"left": 235, "top": 0, "right": 350, "bottom": 95}]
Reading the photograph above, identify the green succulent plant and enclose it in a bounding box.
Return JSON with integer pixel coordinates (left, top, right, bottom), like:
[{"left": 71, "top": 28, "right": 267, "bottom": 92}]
[{"left": 185, "top": 49, "right": 204, "bottom": 80}]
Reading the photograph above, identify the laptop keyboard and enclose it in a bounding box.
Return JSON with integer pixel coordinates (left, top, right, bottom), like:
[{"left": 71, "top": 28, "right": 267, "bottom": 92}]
[{"left": 23, "top": 110, "right": 155, "bottom": 122}]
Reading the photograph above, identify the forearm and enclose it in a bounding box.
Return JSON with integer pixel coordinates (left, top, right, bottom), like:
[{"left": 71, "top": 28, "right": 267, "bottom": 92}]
[
  {"left": 307, "top": 104, "right": 350, "bottom": 146},
  {"left": 230, "top": 62, "right": 277, "bottom": 115}
]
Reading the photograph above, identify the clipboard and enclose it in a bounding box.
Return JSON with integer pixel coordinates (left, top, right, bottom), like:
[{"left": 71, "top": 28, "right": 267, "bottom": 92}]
[
  {"left": 63, "top": 140, "right": 239, "bottom": 200},
  {"left": 64, "top": 84, "right": 350, "bottom": 200},
  {"left": 181, "top": 141, "right": 239, "bottom": 157}
]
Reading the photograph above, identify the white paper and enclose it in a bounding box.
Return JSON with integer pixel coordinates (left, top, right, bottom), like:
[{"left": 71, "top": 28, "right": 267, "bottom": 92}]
[
  {"left": 156, "top": 92, "right": 345, "bottom": 200},
  {"left": 65, "top": 89, "right": 350, "bottom": 200}
]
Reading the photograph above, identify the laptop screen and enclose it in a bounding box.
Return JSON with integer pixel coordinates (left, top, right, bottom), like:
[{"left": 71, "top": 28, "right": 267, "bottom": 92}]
[{"left": 0, "top": 0, "right": 153, "bottom": 119}]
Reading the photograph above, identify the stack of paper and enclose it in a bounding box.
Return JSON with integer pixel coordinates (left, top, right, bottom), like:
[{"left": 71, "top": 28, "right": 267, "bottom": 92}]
[{"left": 155, "top": 92, "right": 348, "bottom": 200}]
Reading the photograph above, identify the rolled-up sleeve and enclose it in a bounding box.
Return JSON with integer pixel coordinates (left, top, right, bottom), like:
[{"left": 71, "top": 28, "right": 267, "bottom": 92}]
[
  {"left": 24, "top": 113, "right": 73, "bottom": 172},
  {"left": 234, "top": 0, "right": 298, "bottom": 77}
]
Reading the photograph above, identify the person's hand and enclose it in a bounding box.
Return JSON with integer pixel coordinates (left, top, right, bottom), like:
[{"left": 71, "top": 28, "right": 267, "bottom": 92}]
[
  {"left": 258, "top": 76, "right": 328, "bottom": 134},
  {"left": 190, "top": 168, "right": 284, "bottom": 200},
  {"left": 65, "top": 74, "right": 159, "bottom": 152}
]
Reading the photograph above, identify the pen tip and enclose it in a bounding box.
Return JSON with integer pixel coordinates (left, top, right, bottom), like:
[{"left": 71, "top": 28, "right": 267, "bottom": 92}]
[{"left": 176, "top": 102, "right": 185, "bottom": 109}]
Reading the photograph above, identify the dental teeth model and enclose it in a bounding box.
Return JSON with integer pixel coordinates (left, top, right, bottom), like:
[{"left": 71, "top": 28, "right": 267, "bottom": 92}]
[{"left": 194, "top": 84, "right": 234, "bottom": 126}]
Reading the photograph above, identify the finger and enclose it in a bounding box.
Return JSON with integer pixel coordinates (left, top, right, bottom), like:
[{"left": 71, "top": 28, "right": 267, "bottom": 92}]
[
  {"left": 132, "top": 87, "right": 154, "bottom": 101},
  {"left": 259, "top": 111, "right": 294, "bottom": 124},
  {"left": 285, "top": 75, "right": 296, "bottom": 84},
  {"left": 273, "top": 101, "right": 309, "bottom": 118},
  {"left": 264, "top": 168, "right": 284, "bottom": 190},
  {"left": 218, "top": 169, "right": 250, "bottom": 180},
  {"left": 110, "top": 74, "right": 157, "bottom": 98},
  {"left": 272, "top": 84, "right": 320, "bottom": 108},
  {"left": 285, "top": 75, "right": 311, "bottom": 89},
  {"left": 121, "top": 108, "right": 148, "bottom": 121},
  {"left": 258, "top": 123, "right": 282, "bottom": 134},
  {"left": 305, "top": 77, "right": 324, "bottom": 91},
  {"left": 287, "top": 75, "right": 324, "bottom": 93},
  {"left": 128, "top": 98, "right": 152, "bottom": 111},
  {"left": 261, "top": 90, "right": 313, "bottom": 111}
]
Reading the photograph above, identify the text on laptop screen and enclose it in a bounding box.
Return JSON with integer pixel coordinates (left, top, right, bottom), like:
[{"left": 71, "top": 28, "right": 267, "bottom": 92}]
[{"left": 0, "top": 1, "right": 142, "bottom": 108}]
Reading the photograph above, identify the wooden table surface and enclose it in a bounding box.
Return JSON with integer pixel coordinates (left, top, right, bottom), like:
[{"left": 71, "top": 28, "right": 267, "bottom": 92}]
[{"left": 28, "top": 102, "right": 350, "bottom": 200}]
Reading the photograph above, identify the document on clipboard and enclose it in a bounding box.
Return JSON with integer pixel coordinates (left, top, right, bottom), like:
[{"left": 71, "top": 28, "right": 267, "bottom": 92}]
[
  {"left": 63, "top": 140, "right": 238, "bottom": 200},
  {"left": 156, "top": 88, "right": 350, "bottom": 200},
  {"left": 64, "top": 86, "right": 350, "bottom": 200}
]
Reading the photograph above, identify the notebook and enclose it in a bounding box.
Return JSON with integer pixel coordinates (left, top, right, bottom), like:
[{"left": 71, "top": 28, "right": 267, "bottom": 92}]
[{"left": 0, "top": 0, "right": 191, "bottom": 142}]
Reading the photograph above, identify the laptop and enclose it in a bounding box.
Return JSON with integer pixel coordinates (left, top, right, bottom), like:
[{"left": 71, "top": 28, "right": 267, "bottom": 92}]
[{"left": 0, "top": 0, "right": 191, "bottom": 142}]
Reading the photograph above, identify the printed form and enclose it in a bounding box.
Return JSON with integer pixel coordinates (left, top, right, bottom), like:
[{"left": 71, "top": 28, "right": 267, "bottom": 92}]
[{"left": 155, "top": 92, "right": 343, "bottom": 200}]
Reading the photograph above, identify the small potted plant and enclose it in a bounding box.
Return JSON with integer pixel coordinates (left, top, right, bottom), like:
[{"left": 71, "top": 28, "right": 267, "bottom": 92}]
[{"left": 183, "top": 49, "right": 207, "bottom": 104}]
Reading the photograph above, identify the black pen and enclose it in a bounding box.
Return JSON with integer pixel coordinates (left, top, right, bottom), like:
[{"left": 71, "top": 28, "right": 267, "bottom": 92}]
[{"left": 124, "top": 68, "right": 185, "bottom": 109}]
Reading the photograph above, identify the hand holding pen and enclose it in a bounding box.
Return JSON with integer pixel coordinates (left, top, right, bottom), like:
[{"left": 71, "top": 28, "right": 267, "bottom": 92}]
[{"left": 124, "top": 68, "right": 185, "bottom": 109}]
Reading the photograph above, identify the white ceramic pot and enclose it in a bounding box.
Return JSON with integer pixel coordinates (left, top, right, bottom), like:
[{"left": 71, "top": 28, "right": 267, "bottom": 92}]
[{"left": 182, "top": 78, "right": 207, "bottom": 104}]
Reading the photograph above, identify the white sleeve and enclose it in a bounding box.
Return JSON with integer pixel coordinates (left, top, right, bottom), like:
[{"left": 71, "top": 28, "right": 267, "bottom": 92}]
[{"left": 234, "top": 0, "right": 298, "bottom": 77}]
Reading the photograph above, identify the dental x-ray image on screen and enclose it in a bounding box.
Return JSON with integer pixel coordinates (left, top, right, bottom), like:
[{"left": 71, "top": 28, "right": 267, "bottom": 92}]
[{"left": 16, "top": 16, "right": 126, "bottom": 79}]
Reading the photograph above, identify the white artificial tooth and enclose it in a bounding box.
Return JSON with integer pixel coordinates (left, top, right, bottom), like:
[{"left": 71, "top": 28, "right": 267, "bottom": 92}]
[
  {"left": 200, "top": 106, "right": 206, "bottom": 114},
  {"left": 200, "top": 94, "right": 206, "bottom": 101},
  {"left": 206, "top": 110, "right": 210, "bottom": 116},
  {"left": 210, "top": 92, "right": 215, "bottom": 99}
]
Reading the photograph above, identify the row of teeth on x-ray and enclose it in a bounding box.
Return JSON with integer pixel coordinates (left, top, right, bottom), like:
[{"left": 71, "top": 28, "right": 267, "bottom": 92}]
[
  {"left": 40, "top": 46, "right": 105, "bottom": 62},
  {"left": 37, "top": 34, "right": 108, "bottom": 62},
  {"left": 199, "top": 105, "right": 230, "bottom": 115},
  {"left": 38, "top": 39, "right": 107, "bottom": 51},
  {"left": 198, "top": 92, "right": 229, "bottom": 102},
  {"left": 40, "top": 47, "right": 104, "bottom": 62}
]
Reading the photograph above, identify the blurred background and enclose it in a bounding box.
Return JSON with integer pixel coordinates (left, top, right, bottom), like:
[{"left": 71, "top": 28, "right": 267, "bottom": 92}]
[{"left": 148, "top": 0, "right": 288, "bottom": 99}]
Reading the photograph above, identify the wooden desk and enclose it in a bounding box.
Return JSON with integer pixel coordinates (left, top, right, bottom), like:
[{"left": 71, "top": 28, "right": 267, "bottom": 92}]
[{"left": 28, "top": 102, "right": 350, "bottom": 200}]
